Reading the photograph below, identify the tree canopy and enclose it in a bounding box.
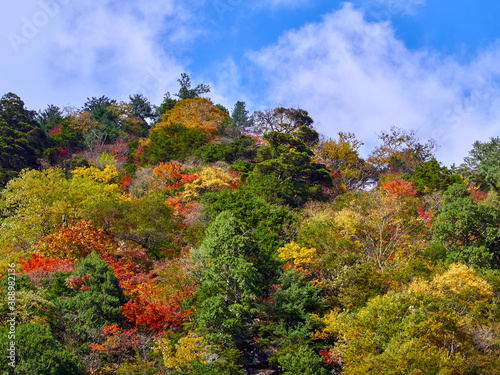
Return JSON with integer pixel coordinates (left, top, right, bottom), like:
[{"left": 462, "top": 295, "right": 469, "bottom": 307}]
[{"left": 1, "top": 90, "right": 499, "bottom": 374}]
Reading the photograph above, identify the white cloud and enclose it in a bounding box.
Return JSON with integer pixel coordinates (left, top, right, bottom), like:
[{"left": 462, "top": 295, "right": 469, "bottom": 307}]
[
  {"left": 248, "top": 3, "right": 500, "bottom": 166},
  {"left": 0, "top": 0, "right": 202, "bottom": 110},
  {"left": 205, "top": 58, "right": 242, "bottom": 109},
  {"left": 205, "top": 57, "right": 266, "bottom": 114}
]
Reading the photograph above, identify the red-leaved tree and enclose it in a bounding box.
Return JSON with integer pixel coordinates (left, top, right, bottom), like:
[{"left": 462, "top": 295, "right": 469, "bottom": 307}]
[
  {"left": 120, "top": 283, "right": 193, "bottom": 333},
  {"left": 20, "top": 253, "right": 75, "bottom": 286}
]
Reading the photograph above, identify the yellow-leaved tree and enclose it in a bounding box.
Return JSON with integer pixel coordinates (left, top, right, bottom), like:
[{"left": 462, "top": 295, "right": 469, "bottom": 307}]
[
  {"left": 367, "top": 126, "right": 436, "bottom": 173},
  {"left": 0, "top": 290, "right": 54, "bottom": 327},
  {"left": 65, "top": 107, "right": 98, "bottom": 135},
  {"left": 332, "top": 188, "right": 427, "bottom": 273},
  {"left": 313, "top": 263, "right": 497, "bottom": 374},
  {"left": 72, "top": 164, "right": 120, "bottom": 184},
  {"left": 152, "top": 331, "right": 208, "bottom": 369},
  {"left": 183, "top": 166, "right": 239, "bottom": 200},
  {"left": 313, "top": 132, "right": 375, "bottom": 193},
  {"left": 277, "top": 241, "right": 318, "bottom": 273},
  {"left": 157, "top": 97, "right": 229, "bottom": 139},
  {"left": 408, "top": 263, "right": 494, "bottom": 309},
  {"left": 0, "top": 167, "right": 123, "bottom": 253},
  {"left": 296, "top": 183, "right": 428, "bottom": 309}
]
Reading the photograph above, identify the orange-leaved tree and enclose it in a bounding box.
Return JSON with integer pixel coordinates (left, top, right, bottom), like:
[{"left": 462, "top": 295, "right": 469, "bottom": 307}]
[
  {"left": 380, "top": 175, "right": 418, "bottom": 198},
  {"left": 149, "top": 162, "right": 198, "bottom": 191},
  {"left": 34, "top": 218, "right": 116, "bottom": 260}
]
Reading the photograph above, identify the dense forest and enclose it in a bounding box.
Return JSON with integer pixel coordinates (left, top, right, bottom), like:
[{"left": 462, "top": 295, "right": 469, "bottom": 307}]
[{"left": 0, "top": 74, "right": 499, "bottom": 374}]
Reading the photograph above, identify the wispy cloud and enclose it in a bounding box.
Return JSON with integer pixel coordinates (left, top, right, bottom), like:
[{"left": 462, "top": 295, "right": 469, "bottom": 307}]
[
  {"left": 0, "top": 0, "right": 203, "bottom": 110},
  {"left": 247, "top": 3, "right": 500, "bottom": 165}
]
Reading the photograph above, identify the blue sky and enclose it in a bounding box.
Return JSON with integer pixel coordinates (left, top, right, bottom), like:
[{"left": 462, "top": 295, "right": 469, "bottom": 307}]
[{"left": 1, "top": 0, "right": 500, "bottom": 165}]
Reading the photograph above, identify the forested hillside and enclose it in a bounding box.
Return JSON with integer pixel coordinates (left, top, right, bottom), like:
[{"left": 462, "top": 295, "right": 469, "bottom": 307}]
[{"left": 1, "top": 75, "right": 499, "bottom": 374}]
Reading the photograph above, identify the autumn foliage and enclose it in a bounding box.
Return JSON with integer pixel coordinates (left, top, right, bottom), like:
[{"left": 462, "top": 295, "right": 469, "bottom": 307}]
[
  {"left": 65, "top": 275, "right": 90, "bottom": 291},
  {"left": 381, "top": 176, "right": 418, "bottom": 198},
  {"left": 120, "top": 282, "right": 194, "bottom": 332},
  {"left": 72, "top": 164, "right": 120, "bottom": 184},
  {"left": 2, "top": 90, "right": 500, "bottom": 375},
  {"left": 99, "top": 250, "right": 150, "bottom": 295},
  {"left": 467, "top": 182, "right": 488, "bottom": 201},
  {"left": 118, "top": 175, "right": 133, "bottom": 191},
  {"left": 183, "top": 166, "right": 240, "bottom": 199},
  {"left": 90, "top": 325, "right": 140, "bottom": 352},
  {"left": 20, "top": 253, "right": 75, "bottom": 274},
  {"left": 417, "top": 206, "right": 434, "bottom": 228},
  {"left": 20, "top": 253, "right": 75, "bottom": 285},
  {"left": 150, "top": 161, "right": 198, "bottom": 191},
  {"left": 408, "top": 263, "right": 493, "bottom": 303},
  {"left": 120, "top": 297, "right": 190, "bottom": 332},
  {"left": 277, "top": 242, "right": 318, "bottom": 273},
  {"left": 159, "top": 97, "right": 229, "bottom": 139},
  {"left": 34, "top": 219, "right": 116, "bottom": 259},
  {"left": 152, "top": 332, "right": 208, "bottom": 369}
]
